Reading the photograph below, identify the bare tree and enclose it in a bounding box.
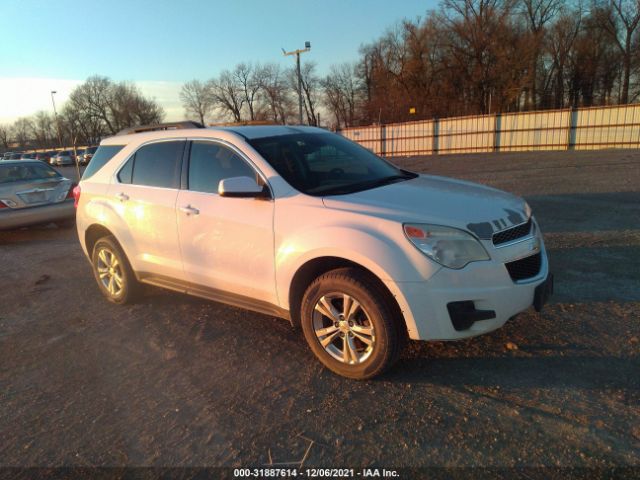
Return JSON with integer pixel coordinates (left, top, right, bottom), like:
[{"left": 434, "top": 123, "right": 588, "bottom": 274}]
[
  {"left": 209, "top": 71, "right": 245, "bottom": 122},
  {"left": 234, "top": 63, "right": 266, "bottom": 121},
  {"left": 291, "top": 61, "right": 320, "bottom": 125},
  {"left": 13, "top": 118, "right": 33, "bottom": 149},
  {"left": 67, "top": 76, "right": 163, "bottom": 137},
  {"left": 0, "top": 124, "right": 12, "bottom": 149},
  {"left": 595, "top": 0, "right": 640, "bottom": 103},
  {"left": 30, "top": 111, "right": 56, "bottom": 149},
  {"left": 260, "top": 63, "right": 294, "bottom": 124},
  {"left": 545, "top": 11, "right": 582, "bottom": 107},
  {"left": 322, "top": 63, "right": 361, "bottom": 128},
  {"left": 520, "top": 0, "right": 563, "bottom": 108},
  {"left": 180, "top": 79, "right": 214, "bottom": 125}
]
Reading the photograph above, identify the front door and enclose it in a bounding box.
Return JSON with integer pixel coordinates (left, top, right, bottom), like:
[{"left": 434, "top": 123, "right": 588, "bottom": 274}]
[{"left": 176, "top": 140, "right": 277, "bottom": 305}]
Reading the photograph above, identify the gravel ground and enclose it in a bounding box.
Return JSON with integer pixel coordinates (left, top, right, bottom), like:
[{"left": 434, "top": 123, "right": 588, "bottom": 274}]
[{"left": 0, "top": 150, "right": 638, "bottom": 473}]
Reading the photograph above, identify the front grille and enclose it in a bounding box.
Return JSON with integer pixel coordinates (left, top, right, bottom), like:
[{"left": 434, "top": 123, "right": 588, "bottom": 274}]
[
  {"left": 505, "top": 253, "right": 542, "bottom": 281},
  {"left": 493, "top": 219, "right": 532, "bottom": 246}
]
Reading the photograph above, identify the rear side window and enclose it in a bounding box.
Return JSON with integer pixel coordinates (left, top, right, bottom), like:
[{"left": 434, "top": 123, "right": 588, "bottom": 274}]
[
  {"left": 188, "top": 141, "right": 257, "bottom": 194},
  {"left": 120, "top": 141, "right": 184, "bottom": 189},
  {"left": 82, "top": 145, "right": 125, "bottom": 180}
]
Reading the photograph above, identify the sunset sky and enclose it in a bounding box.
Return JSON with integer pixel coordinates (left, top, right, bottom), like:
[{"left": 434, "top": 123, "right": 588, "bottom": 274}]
[{"left": 0, "top": 0, "right": 438, "bottom": 123}]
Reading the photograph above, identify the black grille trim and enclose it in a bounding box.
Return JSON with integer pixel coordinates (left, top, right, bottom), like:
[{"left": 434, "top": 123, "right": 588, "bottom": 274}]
[
  {"left": 505, "top": 253, "right": 542, "bottom": 282},
  {"left": 493, "top": 219, "right": 532, "bottom": 246}
]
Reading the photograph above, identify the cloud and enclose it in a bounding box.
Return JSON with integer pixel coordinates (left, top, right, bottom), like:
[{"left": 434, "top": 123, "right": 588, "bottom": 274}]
[
  {"left": 0, "top": 78, "right": 82, "bottom": 124},
  {"left": 0, "top": 77, "right": 184, "bottom": 124}
]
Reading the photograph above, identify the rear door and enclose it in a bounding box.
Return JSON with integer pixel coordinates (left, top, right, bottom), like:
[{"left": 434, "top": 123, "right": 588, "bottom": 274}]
[
  {"left": 176, "top": 140, "right": 277, "bottom": 305},
  {"left": 110, "top": 140, "right": 186, "bottom": 280}
]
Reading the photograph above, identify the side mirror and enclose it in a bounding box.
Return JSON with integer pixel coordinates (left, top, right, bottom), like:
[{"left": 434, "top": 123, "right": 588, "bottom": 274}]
[{"left": 218, "top": 176, "right": 269, "bottom": 198}]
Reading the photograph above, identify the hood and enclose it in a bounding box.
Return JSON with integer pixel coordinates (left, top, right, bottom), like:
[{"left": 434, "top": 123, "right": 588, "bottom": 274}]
[{"left": 322, "top": 174, "right": 529, "bottom": 239}]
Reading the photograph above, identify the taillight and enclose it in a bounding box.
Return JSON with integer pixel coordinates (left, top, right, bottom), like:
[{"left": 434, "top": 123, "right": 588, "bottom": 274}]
[
  {"left": 72, "top": 185, "right": 81, "bottom": 208},
  {"left": 0, "top": 201, "right": 7, "bottom": 209}
]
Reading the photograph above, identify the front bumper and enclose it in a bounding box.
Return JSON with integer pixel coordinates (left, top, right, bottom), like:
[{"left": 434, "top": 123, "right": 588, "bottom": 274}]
[
  {"left": 0, "top": 200, "right": 75, "bottom": 230},
  {"left": 387, "top": 246, "right": 551, "bottom": 341}
]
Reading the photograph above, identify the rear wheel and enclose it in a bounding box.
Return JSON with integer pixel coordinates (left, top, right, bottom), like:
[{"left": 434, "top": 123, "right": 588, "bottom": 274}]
[
  {"left": 91, "top": 236, "right": 140, "bottom": 304},
  {"left": 300, "top": 268, "right": 404, "bottom": 379}
]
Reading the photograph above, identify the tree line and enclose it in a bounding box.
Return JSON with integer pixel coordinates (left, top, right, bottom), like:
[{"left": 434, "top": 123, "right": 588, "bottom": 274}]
[
  {"left": 2, "top": 0, "right": 638, "bottom": 150},
  {"left": 0, "top": 76, "right": 164, "bottom": 151},
  {"left": 182, "top": 0, "right": 640, "bottom": 127}
]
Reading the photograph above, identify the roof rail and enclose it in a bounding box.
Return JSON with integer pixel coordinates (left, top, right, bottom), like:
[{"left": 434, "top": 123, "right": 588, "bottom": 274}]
[
  {"left": 116, "top": 121, "right": 204, "bottom": 136},
  {"left": 209, "top": 120, "right": 277, "bottom": 127}
]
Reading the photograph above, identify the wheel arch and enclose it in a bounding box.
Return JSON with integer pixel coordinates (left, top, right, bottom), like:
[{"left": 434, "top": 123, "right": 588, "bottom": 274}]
[
  {"left": 85, "top": 224, "right": 117, "bottom": 258},
  {"left": 287, "top": 256, "right": 407, "bottom": 339}
]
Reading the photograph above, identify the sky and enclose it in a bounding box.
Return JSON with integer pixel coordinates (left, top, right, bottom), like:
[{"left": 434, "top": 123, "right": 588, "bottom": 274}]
[{"left": 0, "top": 0, "right": 439, "bottom": 124}]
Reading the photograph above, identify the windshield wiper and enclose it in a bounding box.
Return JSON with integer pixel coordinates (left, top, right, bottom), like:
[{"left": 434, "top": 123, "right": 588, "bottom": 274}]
[{"left": 319, "top": 173, "right": 415, "bottom": 196}]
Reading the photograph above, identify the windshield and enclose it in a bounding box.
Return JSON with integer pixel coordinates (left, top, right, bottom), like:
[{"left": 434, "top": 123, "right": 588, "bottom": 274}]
[{"left": 248, "top": 132, "right": 416, "bottom": 196}]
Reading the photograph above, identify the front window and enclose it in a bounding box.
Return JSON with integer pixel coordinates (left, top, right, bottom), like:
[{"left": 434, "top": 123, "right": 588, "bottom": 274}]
[{"left": 248, "top": 132, "right": 416, "bottom": 196}]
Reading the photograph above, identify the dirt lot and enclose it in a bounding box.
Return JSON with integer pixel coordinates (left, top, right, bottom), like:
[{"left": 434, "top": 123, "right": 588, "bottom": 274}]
[{"left": 0, "top": 150, "right": 638, "bottom": 472}]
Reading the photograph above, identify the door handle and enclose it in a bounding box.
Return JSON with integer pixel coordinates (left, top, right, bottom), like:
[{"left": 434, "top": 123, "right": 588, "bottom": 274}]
[
  {"left": 179, "top": 205, "right": 199, "bottom": 216},
  {"left": 117, "top": 192, "right": 129, "bottom": 202}
]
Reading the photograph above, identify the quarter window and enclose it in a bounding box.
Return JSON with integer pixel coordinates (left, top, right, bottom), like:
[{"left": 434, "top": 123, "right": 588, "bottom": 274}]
[{"left": 188, "top": 141, "right": 257, "bottom": 194}]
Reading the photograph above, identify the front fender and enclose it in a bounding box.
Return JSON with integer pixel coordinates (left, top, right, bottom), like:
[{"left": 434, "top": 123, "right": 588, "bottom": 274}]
[{"left": 275, "top": 225, "right": 440, "bottom": 309}]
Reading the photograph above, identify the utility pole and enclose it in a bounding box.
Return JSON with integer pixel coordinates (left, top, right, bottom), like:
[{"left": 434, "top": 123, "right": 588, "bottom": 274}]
[
  {"left": 283, "top": 41, "right": 311, "bottom": 125},
  {"left": 50, "top": 91, "right": 63, "bottom": 148}
]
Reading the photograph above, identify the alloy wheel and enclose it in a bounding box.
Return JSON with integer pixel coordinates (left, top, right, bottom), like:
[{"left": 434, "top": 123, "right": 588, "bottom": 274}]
[
  {"left": 96, "top": 247, "right": 124, "bottom": 297},
  {"left": 312, "top": 293, "right": 376, "bottom": 364}
]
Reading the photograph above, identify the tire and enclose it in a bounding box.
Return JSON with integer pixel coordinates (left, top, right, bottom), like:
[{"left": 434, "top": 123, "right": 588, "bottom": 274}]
[
  {"left": 300, "top": 267, "right": 405, "bottom": 379},
  {"left": 91, "top": 235, "right": 141, "bottom": 304}
]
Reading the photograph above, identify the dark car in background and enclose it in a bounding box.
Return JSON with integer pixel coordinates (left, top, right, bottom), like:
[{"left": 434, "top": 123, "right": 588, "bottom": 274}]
[
  {"left": 34, "top": 152, "right": 52, "bottom": 163},
  {"left": 79, "top": 146, "right": 97, "bottom": 165},
  {"left": 0, "top": 160, "right": 75, "bottom": 229}
]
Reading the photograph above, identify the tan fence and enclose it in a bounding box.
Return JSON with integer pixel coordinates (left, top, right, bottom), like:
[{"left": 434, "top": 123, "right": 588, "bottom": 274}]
[{"left": 338, "top": 103, "right": 640, "bottom": 156}]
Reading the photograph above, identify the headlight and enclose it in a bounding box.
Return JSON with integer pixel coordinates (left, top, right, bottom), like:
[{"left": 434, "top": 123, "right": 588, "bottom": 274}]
[{"left": 403, "top": 224, "right": 490, "bottom": 269}]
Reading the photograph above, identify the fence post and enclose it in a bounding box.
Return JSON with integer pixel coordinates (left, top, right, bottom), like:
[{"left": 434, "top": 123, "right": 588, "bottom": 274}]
[
  {"left": 567, "top": 107, "right": 578, "bottom": 150},
  {"left": 493, "top": 113, "right": 501, "bottom": 152},
  {"left": 432, "top": 118, "right": 439, "bottom": 155},
  {"left": 380, "top": 124, "right": 387, "bottom": 157}
]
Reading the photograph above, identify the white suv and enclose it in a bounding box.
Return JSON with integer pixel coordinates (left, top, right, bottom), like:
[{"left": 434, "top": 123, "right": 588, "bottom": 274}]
[{"left": 75, "top": 122, "right": 553, "bottom": 379}]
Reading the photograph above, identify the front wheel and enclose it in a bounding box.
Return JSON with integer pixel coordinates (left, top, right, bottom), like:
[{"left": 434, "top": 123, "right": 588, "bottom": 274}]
[
  {"left": 91, "top": 235, "right": 140, "bottom": 304},
  {"left": 300, "top": 268, "right": 404, "bottom": 379}
]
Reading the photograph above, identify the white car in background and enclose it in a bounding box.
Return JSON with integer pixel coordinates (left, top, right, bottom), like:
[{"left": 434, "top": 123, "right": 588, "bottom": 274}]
[
  {"left": 74, "top": 122, "right": 553, "bottom": 379},
  {"left": 54, "top": 150, "right": 75, "bottom": 166}
]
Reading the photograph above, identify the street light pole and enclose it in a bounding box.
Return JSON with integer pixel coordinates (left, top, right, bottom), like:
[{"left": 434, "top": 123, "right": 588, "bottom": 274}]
[
  {"left": 283, "top": 41, "right": 311, "bottom": 125},
  {"left": 50, "top": 90, "right": 63, "bottom": 148}
]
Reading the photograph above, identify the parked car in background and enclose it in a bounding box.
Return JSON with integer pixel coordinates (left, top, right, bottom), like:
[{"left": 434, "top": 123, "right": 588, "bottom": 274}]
[
  {"left": 20, "top": 153, "right": 36, "bottom": 160},
  {"left": 34, "top": 152, "right": 52, "bottom": 163},
  {"left": 0, "top": 160, "right": 75, "bottom": 229},
  {"left": 9, "top": 153, "right": 22, "bottom": 160},
  {"left": 79, "top": 146, "right": 97, "bottom": 165},
  {"left": 3, "top": 152, "right": 16, "bottom": 160},
  {"left": 55, "top": 150, "right": 75, "bottom": 166},
  {"left": 75, "top": 122, "right": 553, "bottom": 379},
  {"left": 74, "top": 148, "right": 85, "bottom": 164}
]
